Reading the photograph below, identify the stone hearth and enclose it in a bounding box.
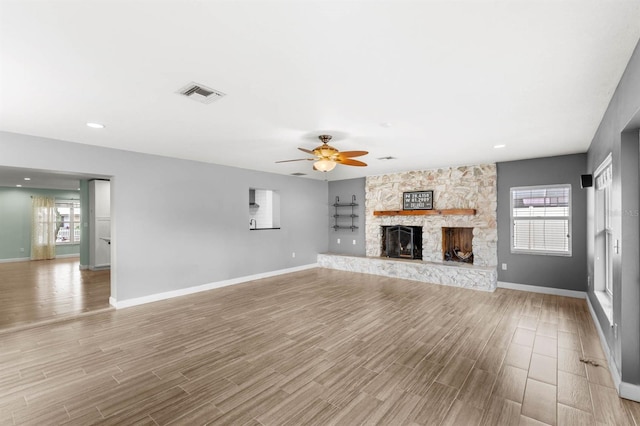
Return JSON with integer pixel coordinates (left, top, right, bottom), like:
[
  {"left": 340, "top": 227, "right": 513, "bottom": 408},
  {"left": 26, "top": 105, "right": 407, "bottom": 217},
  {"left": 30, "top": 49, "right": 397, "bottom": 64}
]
[{"left": 318, "top": 253, "right": 497, "bottom": 291}]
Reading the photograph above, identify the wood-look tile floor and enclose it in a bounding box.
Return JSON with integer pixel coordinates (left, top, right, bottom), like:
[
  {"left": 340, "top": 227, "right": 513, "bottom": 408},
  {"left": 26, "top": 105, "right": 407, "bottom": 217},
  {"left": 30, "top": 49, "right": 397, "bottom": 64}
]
[
  {"left": 0, "top": 268, "right": 638, "bottom": 425},
  {"left": 0, "top": 258, "right": 111, "bottom": 331}
]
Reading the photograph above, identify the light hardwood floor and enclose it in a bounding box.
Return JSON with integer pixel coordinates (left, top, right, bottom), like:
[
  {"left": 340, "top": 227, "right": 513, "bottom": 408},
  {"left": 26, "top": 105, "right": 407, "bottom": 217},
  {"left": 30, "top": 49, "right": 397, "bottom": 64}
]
[
  {"left": 0, "top": 267, "right": 638, "bottom": 425},
  {"left": 0, "top": 258, "right": 111, "bottom": 330}
]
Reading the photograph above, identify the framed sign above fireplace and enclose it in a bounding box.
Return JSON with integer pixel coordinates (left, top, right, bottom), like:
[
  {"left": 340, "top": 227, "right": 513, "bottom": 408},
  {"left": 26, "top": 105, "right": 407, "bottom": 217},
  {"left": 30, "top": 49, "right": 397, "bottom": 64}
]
[{"left": 403, "top": 190, "right": 433, "bottom": 210}]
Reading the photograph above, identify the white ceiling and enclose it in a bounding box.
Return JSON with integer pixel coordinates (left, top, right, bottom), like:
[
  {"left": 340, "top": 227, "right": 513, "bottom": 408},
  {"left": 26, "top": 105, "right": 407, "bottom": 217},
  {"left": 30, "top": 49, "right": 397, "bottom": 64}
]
[{"left": 1, "top": 0, "right": 639, "bottom": 182}]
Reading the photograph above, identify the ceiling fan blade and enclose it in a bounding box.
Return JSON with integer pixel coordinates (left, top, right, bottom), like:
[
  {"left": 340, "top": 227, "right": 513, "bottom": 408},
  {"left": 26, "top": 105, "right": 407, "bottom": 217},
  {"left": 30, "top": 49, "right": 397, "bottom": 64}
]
[
  {"left": 275, "top": 158, "right": 314, "bottom": 163},
  {"left": 298, "top": 147, "right": 315, "bottom": 155},
  {"left": 337, "top": 158, "right": 367, "bottom": 167},
  {"left": 337, "top": 150, "right": 368, "bottom": 159}
]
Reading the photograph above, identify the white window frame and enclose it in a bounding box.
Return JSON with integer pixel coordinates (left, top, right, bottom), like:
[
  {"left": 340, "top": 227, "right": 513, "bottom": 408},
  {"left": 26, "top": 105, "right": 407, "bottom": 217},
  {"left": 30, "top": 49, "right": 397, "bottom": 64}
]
[
  {"left": 510, "top": 184, "right": 572, "bottom": 256},
  {"left": 593, "top": 154, "right": 613, "bottom": 309},
  {"left": 593, "top": 154, "right": 613, "bottom": 297},
  {"left": 55, "top": 199, "right": 81, "bottom": 245}
]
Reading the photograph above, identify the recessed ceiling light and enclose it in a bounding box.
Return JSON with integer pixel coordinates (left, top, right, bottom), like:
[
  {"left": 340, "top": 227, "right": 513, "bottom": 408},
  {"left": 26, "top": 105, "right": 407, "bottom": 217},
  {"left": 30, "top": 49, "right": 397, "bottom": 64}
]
[
  {"left": 16, "top": 184, "right": 22, "bottom": 187},
  {"left": 494, "top": 144, "right": 506, "bottom": 149},
  {"left": 380, "top": 122, "right": 393, "bottom": 128},
  {"left": 24, "top": 177, "right": 31, "bottom": 181},
  {"left": 86, "top": 122, "right": 105, "bottom": 129}
]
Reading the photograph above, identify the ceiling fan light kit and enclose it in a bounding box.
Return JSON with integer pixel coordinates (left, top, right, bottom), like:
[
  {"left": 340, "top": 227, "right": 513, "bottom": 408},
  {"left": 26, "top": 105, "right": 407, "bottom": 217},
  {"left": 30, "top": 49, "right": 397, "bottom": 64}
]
[
  {"left": 276, "top": 134, "right": 369, "bottom": 172},
  {"left": 314, "top": 159, "right": 337, "bottom": 172}
]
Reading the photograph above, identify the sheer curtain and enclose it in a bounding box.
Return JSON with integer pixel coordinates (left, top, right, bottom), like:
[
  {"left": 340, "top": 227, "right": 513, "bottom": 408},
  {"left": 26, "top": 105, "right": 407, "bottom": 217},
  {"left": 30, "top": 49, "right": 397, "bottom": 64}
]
[{"left": 31, "top": 196, "right": 56, "bottom": 260}]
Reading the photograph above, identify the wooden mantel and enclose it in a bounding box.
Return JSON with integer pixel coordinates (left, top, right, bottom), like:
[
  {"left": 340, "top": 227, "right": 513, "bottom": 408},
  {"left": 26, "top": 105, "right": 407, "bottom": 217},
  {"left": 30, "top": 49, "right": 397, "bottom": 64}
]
[{"left": 373, "top": 208, "right": 476, "bottom": 216}]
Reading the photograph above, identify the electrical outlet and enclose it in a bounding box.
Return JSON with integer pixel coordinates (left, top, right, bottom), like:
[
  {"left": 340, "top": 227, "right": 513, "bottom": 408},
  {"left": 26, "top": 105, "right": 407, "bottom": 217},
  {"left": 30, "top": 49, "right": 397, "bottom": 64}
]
[
  {"left": 337, "top": 238, "right": 341, "bottom": 244},
  {"left": 19, "top": 248, "right": 24, "bottom": 252},
  {"left": 352, "top": 239, "right": 356, "bottom": 245},
  {"left": 501, "top": 263, "right": 507, "bottom": 270},
  {"left": 292, "top": 252, "right": 295, "bottom": 258}
]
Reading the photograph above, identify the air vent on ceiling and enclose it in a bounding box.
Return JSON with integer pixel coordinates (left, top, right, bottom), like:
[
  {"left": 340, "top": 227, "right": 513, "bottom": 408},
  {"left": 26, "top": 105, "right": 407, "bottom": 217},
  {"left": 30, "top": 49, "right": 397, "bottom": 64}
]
[
  {"left": 290, "top": 172, "right": 307, "bottom": 176},
  {"left": 177, "top": 82, "right": 226, "bottom": 104},
  {"left": 377, "top": 156, "right": 397, "bottom": 160}
]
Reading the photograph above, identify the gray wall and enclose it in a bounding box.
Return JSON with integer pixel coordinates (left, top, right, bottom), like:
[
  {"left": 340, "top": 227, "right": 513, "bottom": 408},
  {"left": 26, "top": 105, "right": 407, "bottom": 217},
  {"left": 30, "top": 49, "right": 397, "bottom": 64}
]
[
  {"left": 496, "top": 154, "right": 588, "bottom": 291},
  {"left": 0, "top": 131, "right": 329, "bottom": 302},
  {"left": 327, "top": 178, "right": 366, "bottom": 256},
  {"left": 586, "top": 38, "right": 640, "bottom": 387},
  {"left": 0, "top": 187, "right": 82, "bottom": 260}
]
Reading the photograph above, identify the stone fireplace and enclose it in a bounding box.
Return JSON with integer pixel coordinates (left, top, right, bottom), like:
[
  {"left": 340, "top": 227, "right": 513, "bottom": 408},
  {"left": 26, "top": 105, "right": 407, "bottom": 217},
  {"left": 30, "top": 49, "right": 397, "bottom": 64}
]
[
  {"left": 318, "top": 164, "right": 498, "bottom": 292},
  {"left": 365, "top": 165, "right": 497, "bottom": 268}
]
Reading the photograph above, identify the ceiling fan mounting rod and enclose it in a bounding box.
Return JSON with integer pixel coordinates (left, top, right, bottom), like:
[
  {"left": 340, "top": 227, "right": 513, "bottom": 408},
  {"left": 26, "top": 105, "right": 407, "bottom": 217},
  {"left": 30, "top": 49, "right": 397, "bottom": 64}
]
[{"left": 318, "top": 135, "right": 332, "bottom": 144}]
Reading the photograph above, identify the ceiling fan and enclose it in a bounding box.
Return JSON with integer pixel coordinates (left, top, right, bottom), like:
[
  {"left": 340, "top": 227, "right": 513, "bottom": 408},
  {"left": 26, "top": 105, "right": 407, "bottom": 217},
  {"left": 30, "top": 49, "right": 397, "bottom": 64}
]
[{"left": 276, "top": 135, "right": 368, "bottom": 172}]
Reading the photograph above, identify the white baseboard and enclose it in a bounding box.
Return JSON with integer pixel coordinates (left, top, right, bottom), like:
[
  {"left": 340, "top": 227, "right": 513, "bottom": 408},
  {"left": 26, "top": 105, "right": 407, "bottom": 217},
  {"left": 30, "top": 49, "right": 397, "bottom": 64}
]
[
  {"left": 79, "top": 264, "right": 89, "bottom": 270},
  {"left": 56, "top": 253, "right": 80, "bottom": 259},
  {"left": 497, "top": 281, "right": 586, "bottom": 299},
  {"left": 620, "top": 382, "right": 640, "bottom": 402},
  {"left": 586, "top": 296, "right": 640, "bottom": 402},
  {"left": 110, "top": 263, "right": 318, "bottom": 309},
  {"left": 0, "top": 255, "right": 79, "bottom": 263},
  {"left": 89, "top": 265, "right": 111, "bottom": 271},
  {"left": 0, "top": 257, "right": 30, "bottom": 263}
]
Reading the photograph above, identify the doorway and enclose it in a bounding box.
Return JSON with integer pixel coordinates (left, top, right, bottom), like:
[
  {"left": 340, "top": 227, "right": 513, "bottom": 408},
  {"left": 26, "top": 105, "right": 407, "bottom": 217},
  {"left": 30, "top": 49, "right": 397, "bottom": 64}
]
[{"left": 0, "top": 166, "right": 113, "bottom": 330}]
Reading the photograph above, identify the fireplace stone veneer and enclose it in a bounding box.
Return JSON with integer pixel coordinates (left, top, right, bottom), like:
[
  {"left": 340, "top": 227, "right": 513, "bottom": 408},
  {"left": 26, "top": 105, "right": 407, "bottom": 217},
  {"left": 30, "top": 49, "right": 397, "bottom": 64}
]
[
  {"left": 323, "top": 164, "right": 498, "bottom": 291},
  {"left": 366, "top": 164, "right": 497, "bottom": 266}
]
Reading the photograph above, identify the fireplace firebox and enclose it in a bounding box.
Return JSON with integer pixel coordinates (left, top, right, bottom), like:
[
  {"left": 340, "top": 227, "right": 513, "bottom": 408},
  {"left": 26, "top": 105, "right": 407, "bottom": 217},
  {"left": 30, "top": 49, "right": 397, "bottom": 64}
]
[
  {"left": 442, "top": 227, "right": 473, "bottom": 264},
  {"left": 381, "top": 225, "right": 422, "bottom": 260}
]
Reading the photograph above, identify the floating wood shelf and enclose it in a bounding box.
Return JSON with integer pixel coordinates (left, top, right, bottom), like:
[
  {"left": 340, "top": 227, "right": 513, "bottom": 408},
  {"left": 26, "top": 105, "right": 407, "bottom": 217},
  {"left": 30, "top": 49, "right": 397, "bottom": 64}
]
[{"left": 373, "top": 209, "right": 476, "bottom": 216}]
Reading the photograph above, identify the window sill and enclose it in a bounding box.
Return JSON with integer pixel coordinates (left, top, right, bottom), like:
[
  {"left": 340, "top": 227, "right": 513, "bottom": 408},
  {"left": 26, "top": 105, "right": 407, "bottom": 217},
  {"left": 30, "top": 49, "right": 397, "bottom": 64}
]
[
  {"left": 511, "top": 249, "right": 572, "bottom": 257},
  {"left": 594, "top": 290, "right": 613, "bottom": 324},
  {"left": 56, "top": 242, "right": 80, "bottom": 246}
]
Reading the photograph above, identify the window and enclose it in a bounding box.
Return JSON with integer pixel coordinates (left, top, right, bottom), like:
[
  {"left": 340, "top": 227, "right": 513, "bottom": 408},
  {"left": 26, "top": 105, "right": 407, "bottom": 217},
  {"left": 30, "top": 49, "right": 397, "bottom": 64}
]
[
  {"left": 55, "top": 200, "right": 81, "bottom": 243},
  {"left": 594, "top": 155, "right": 613, "bottom": 299},
  {"left": 510, "top": 184, "right": 571, "bottom": 256}
]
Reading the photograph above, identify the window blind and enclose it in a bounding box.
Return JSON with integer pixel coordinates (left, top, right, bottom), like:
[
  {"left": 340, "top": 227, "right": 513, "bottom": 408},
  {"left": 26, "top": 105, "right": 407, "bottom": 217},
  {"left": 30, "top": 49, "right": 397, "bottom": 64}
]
[{"left": 511, "top": 185, "right": 571, "bottom": 255}]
